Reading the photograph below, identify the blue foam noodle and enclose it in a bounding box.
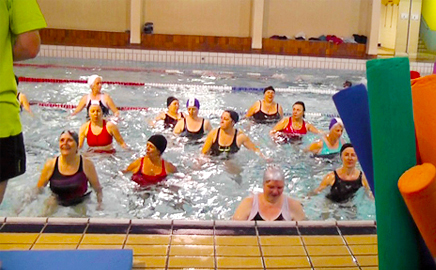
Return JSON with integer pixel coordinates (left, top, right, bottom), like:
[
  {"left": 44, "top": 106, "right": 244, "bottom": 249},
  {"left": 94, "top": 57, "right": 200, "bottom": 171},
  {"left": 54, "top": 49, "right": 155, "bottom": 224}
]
[{"left": 332, "top": 84, "right": 375, "bottom": 195}]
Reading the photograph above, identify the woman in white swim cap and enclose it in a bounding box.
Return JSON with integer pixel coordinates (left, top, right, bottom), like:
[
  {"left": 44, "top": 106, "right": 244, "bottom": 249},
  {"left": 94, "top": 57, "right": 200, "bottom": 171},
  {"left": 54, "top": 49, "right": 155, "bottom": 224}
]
[{"left": 71, "top": 74, "right": 120, "bottom": 118}]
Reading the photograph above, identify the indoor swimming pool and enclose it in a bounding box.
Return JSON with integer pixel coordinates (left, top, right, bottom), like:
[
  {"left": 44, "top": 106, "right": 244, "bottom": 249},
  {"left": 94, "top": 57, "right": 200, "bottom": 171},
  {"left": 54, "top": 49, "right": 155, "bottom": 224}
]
[{"left": 2, "top": 57, "right": 375, "bottom": 221}]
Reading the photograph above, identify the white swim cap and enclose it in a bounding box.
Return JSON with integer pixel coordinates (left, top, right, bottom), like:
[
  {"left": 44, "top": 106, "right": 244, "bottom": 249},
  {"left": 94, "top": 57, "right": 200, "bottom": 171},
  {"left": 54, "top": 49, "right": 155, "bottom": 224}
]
[
  {"left": 87, "top": 74, "right": 102, "bottom": 87},
  {"left": 263, "top": 165, "right": 285, "bottom": 183}
]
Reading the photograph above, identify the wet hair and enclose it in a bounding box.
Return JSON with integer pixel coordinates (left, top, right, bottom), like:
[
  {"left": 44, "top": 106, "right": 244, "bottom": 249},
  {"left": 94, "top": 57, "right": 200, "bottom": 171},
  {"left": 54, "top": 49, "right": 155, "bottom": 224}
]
[
  {"left": 225, "top": 110, "right": 239, "bottom": 124},
  {"left": 263, "top": 86, "right": 275, "bottom": 94},
  {"left": 167, "top": 96, "right": 178, "bottom": 107},
  {"left": 263, "top": 165, "right": 285, "bottom": 184},
  {"left": 340, "top": 143, "right": 353, "bottom": 156},
  {"left": 148, "top": 134, "right": 167, "bottom": 154},
  {"left": 343, "top": 81, "right": 352, "bottom": 88},
  {"left": 60, "top": 130, "right": 79, "bottom": 146},
  {"left": 293, "top": 101, "right": 306, "bottom": 118}
]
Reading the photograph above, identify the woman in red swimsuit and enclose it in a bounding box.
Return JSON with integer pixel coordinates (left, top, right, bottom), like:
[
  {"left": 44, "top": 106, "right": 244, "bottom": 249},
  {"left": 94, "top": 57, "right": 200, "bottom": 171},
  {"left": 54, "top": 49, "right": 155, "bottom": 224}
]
[
  {"left": 123, "top": 134, "right": 177, "bottom": 187},
  {"left": 78, "top": 104, "right": 128, "bottom": 153},
  {"left": 270, "top": 101, "right": 320, "bottom": 142}
]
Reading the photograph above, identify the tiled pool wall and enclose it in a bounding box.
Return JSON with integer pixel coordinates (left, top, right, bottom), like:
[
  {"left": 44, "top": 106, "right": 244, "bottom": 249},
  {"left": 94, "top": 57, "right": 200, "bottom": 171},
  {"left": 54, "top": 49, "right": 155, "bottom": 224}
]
[
  {"left": 39, "top": 45, "right": 435, "bottom": 75},
  {"left": 0, "top": 217, "right": 378, "bottom": 269}
]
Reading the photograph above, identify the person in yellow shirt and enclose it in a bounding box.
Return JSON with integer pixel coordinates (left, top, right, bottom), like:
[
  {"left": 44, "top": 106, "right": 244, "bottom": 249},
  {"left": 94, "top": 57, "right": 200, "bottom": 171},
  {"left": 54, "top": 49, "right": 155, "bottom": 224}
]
[{"left": 0, "top": 0, "right": 46, "bottom": 204}]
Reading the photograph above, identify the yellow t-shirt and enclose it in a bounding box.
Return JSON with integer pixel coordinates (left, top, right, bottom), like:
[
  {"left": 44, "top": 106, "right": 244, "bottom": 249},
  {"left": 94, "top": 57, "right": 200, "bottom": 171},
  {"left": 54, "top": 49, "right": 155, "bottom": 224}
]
[{"left": 0, "top": 0, "right": 46, "bottom": 137}]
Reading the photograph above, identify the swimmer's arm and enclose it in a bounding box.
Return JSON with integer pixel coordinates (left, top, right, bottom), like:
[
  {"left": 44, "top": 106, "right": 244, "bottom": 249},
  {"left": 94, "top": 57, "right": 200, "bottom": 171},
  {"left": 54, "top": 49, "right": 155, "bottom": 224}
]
[
  {"left": 173, "top": 119, "right": 184, "bottom": 135},
  {"left": 78, "top": 122, "right": 88, "bottom": 149},
  {"left": 164, "top": 160, "right": 178, "bottom": 174},
  {"left": 288, "top": 197, "right": 306, "bottom": 221},
  {"left": 270, "top": 118, "right": 288, "bottom": 135},
  {"left": 105, "top": 95, "right": 120, "bottom": 117},
  {"left": 305, "top": 140, "right": 323, "bottom": 154},
  {"left": 204, "top": 119, "right": 212, "bottom": 133},
  {"left": 233, "top": 197, "right": 254, "bottom": 221},
  {"left": 83, "top": 157, "right": 103, "bottom": 204},
  {"left": 201, "top": 129, "right": 217, "bottom": 154},
  {"left": 13, "top": 30, "right": 41, "bottom": 61},
  {"left": 307, "top": 123, "right": 321, "bottom": 134},
  {"left": 18, "top": 93, "right": 33, "bottom": 116},
  {"left": 150, "top": 112, "right": 166, "bottom": 126},
  {"left": 36, "top": 158, "right": 56, "bottom": 191},
  {"left": 361, "top": 173, "right": 374, "bottom": 199},
  {"left": 278, "top": 104, "right": 284, "bottom": 118},
  {"left": 245, "top": 101, "right": 260, "bottom": 118},
  {"left": 71, "top": 95, "right": 88, "bottom": 116},
  {"left": 240, "top": 133, "right": 266, "bottom": 159},
  {"left": 309, "top": 172, "right": 335, "bottom": 195},
  {"left": 122, "top": 158, "right": 142, "bottom": 173},
  {"left": 107, "top": 122, "right": 128, "bottom": 149}
]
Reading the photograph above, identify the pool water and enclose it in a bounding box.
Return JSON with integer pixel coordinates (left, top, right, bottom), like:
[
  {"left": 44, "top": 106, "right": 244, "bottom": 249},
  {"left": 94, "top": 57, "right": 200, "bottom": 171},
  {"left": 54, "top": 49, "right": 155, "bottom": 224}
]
[{"left": 2, "top": 57, "right": 375, "bottom": 221}]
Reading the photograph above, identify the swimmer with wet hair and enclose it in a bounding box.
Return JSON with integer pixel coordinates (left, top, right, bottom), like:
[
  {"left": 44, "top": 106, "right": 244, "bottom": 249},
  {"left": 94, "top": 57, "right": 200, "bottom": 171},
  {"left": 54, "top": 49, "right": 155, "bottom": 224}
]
[
  {"left": 36, "top": 130, "right": 103, "bottom": 215},
  {"left": 343, "top": 81, "right": 352, "bottom": 88},
  {"left": 151, "top": 96, "right": 185, "bottom": 129},
  {"left": 310, "top": 143, "right": 372, "bottom": 202},
  {"left": 233, "top": 165, "right": 305, "bottom": 221},
  {"left": 78, "top": 104, "right": 127, "bottom": 153},
  {"left": 245, "top": 86, "right": 284, "bottom": 124},
  {"left": 306, "top": 117, "right": 346, "bottom": 157},
  {"left": 271, "top": 101, "right": 321, "bottom": 142},
  {"left": 202, "top": 110, "right": 266, "bottom": 158},
  {"left": 71, "top": 74, "right": 120, "bottom": 117}
]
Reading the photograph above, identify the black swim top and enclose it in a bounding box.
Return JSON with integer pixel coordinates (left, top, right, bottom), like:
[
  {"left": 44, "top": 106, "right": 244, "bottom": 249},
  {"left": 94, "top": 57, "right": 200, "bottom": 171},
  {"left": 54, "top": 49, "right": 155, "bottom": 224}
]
[
  {"left": 86, "top": 96, "right": 110, "bottom": 117},
  {"left": 210, "top": 128, "right": 240, "bottom": 157},
  {"left": 181, "top": 118, "right": 205, "bottom": 140},
  {"left": 252, "top": 100, "right": 281, "bottom": 123},
  {"left": 326, "top": 170, "right": 363, "bottom": 203},
  {"left": 251, "top": 212, "right": 285, "bottom": 221},
  {"left": 164, "top": 113, "right": 183, "bottom": 129},
  {"left": 49, "top": 156, "right": 90, "bottom": 206}
]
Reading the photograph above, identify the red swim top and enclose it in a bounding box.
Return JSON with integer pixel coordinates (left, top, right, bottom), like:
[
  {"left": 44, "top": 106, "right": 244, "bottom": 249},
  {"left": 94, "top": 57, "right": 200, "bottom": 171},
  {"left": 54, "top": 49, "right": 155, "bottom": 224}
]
[
  {"left": 131, "top": 158, "right": 167, "bottom": 186},
  {"left": 87, "top": 120, "right": 113, "bottom": 147},
  {"left": 282, "top": 117, "right": 307, "bottom": 136}
]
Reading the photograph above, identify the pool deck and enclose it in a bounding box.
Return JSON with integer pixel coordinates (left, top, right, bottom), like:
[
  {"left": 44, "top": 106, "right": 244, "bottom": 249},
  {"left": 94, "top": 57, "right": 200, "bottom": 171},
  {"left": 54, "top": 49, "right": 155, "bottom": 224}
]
[{"left": 0, "top": 217, "right": 377, "bottom": 269}]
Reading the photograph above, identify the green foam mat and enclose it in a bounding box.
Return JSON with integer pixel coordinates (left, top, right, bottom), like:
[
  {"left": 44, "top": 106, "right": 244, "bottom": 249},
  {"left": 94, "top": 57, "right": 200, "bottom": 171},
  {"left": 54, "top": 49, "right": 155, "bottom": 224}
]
[{"left": 366, "top": 57, "right": 419, "bottom": 270}]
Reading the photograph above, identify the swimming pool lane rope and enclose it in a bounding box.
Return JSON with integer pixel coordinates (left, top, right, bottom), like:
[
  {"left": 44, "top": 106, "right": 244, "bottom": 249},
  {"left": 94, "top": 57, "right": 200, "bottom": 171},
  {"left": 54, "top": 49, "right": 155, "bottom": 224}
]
[
  {"left": 18, "top": 77, "right": 339, "bottom": 95},
  {"left": 28, "top": 101, "right": 339, "bottom": 118}
]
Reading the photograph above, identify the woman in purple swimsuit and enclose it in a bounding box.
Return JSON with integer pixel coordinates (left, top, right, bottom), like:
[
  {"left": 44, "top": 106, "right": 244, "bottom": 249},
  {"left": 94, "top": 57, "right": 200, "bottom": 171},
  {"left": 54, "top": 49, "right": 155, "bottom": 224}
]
[{"left": 37, "top": 131, "right": 102, "bottom": 215}]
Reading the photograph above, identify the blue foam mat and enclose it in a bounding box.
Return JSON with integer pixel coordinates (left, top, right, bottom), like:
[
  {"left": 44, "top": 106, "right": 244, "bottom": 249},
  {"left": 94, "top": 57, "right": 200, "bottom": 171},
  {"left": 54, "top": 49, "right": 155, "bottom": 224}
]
[
  {"left": 0, "top": 249, "right": 133, "bottom": 270},
  {"left": 332, "top": 84, "right": 375, "bottom": 195}
]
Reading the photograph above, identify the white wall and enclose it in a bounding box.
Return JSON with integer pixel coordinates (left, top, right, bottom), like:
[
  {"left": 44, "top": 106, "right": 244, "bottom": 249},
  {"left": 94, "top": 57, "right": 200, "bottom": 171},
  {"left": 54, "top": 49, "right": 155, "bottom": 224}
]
[
  {"left": 38, "top": 0, "right": 130, "bottom": 32},
  {"left": 263, "top": 0, "right": 368, "bottom": 39},
  {"left": 142, "top": 0, "right": 252, "bottom": 37}
]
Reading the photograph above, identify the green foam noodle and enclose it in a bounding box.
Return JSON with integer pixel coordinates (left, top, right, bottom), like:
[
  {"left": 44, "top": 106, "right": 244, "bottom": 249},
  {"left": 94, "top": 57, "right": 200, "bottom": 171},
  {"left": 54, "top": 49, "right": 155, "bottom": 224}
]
[{"left": 366, "top": 57, "right": 420, "bottom": 270}]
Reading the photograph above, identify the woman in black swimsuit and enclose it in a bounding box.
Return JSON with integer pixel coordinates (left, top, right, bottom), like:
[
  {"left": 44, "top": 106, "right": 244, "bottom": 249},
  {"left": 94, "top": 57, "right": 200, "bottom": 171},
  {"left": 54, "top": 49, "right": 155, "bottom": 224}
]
[
  {"left": 310, "top": 143, "right": 372, "bottom": 202},
  {"left": 202, "top": 110, "right": 264, "bottom": 158},
  {"left": 151, "top": 96, "right": 184, "bottom": 129},
  {"left": 173, "top": 98, "right": 212, "bottom": 140},
  {"left": 245, "top": 86, "right": 283, "bottom": 123}
]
